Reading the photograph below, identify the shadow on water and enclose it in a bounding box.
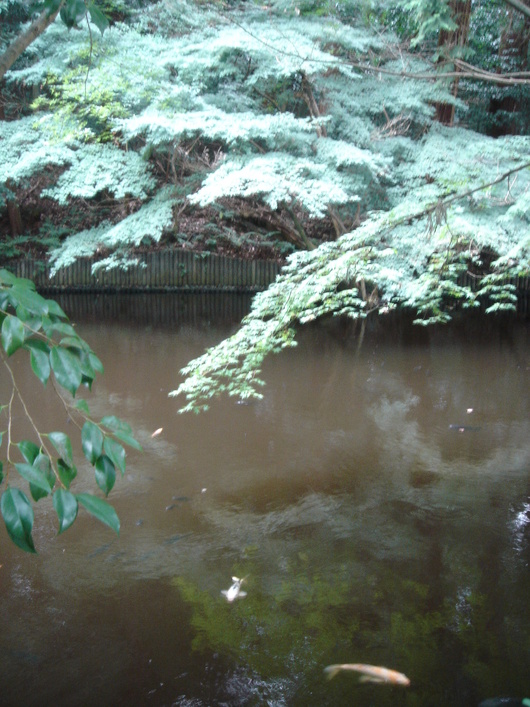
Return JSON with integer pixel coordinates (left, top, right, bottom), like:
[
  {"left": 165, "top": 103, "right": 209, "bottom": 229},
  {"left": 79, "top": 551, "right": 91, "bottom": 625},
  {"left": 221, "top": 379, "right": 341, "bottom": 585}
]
[{"left": 0, "top": 294, "right": 528, "bottom": 706}]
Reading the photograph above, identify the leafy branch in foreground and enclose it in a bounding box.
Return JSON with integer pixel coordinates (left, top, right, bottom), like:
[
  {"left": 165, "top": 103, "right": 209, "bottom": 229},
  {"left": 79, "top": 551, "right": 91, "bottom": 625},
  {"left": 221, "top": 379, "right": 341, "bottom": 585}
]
[
  {"left": 0, "top": 269, "right": 141, "bottom": 552},
  {"left": 172, "top": 153, "right": 530, "bottom": 413}
]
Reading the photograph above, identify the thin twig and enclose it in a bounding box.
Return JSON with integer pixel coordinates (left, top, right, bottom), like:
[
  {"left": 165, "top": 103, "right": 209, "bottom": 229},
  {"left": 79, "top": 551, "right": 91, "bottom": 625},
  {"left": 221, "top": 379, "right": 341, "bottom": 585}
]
[{"left": 1, "top": 350, "right": 61, "bottom": 483}]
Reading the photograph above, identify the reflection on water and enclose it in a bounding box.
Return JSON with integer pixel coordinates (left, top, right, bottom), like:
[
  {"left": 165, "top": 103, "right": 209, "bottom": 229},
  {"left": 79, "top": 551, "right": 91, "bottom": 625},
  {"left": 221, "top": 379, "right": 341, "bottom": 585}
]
[{"left": 0, "top": 295, "right": 528, "bottom": 706}]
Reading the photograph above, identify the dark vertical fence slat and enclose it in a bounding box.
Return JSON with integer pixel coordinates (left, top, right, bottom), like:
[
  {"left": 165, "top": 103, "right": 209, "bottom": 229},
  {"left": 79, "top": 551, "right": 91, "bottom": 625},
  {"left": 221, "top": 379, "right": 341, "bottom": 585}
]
[
  {"left": 6, "top": 250, "right": 283, "bottom": 292},
  {"left": 5, "top": 255, "right": 529, "bottom": 315}
]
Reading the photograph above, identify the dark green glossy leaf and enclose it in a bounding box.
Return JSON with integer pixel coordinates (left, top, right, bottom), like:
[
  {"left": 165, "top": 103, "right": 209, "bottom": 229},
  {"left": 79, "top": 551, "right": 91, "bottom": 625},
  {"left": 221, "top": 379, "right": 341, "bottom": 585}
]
[
  {"left": 114, "top": 430, "right": 143, "bottom": 452},
  {"left": 0, "top": 269, "right": 18, "bottom": 286},
  {"left": 100, "top": 416, "right": 132, "bottom": 434},
  {"left": 45, "top": 299, "right": 67, "bottom": 319},
  {"left": 29, "top": 453, "right": 55, "bottom": 501},
  {"left": 60, "top": 0, "right": 79, "bottom": 27},
  {"left": 88, "top": 3, "right": 109, "bottom": 34},
  {"left": 0, "top": 462, "right": 3, "bottom": 484},
  {"left": 50, "top": 346, "right": 82, "bottom": 396},
  {"left": 18, "top": 440, "right": 40, "bottom": 464},
  {"left": 104, "top": 437, "right": 126, "bottom": 476},
  {"left": 60, "top": 7, "right": 75, "bottom": 29},
  {"left": 53, "top": 489, "right": 78, "bottom": 534},
  {"left": 74, "top": 399, "right": 90, "bottom": 415},
  {"left": 95, "top": 455, "right": 116, "bottom": 496},
  {"left": 81, "top": 421, "right": 103, "bottom": 465},
  {"left": 69, "top": 348, "right": 97, "bottom": 382},
  {"left": 25, "top": 454, "right": 49, "bottom": 500},
  {"left": 47, "top": 431, "right": 74, "bottom": 467},
  {"left": 1, "top": 315, "right": 25, "bottom": 356},
  {"left": 16, "top": 306, "right": 42, "bottom": 332},
  {"left": 81, "top": 374, "right": 94, "bottom": 391},
  {"left": 57, "top": 458, "right": 77, "bottom": 489},
  {"left": 43, "top": 320, "right": 77, "bottom": 338},
  {"left": 77, "top": 493, "right": 120, "bottom": 535},
  {"left": 1, "top": 488, "right": 36, "bottom": 553},
  {"left": 15, "top": 462, "right": 52, "bottom": 497},
  {"left": 8, "top": 283, "right": 48, "bottom": 315},
  {"left": 25, "top": 339, "right": 51, "bottom": 386},
  {"left": 59, "top": 336, "right": 87, "bottom": 351},
  {"left": 88, "top": 351, "right": 104, "bottom": 373}
]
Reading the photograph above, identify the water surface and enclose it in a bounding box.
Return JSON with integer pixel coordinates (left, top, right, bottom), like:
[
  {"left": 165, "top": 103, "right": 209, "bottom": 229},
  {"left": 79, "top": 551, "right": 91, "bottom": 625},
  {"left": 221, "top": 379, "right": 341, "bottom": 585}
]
[{"left": 0, "top": 295, "right": 528, "bottom": 706}]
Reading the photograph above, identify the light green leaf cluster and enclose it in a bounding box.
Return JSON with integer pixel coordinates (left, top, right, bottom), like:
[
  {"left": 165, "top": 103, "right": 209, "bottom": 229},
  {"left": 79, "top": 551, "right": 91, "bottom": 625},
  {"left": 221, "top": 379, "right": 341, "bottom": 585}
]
[
  {"left": 1, "top": 0, "right": 471, "bottom": 267},
  {"left": 119, "top": 108, "right": 315, "bottom": 149},
  {"left": 49, "top": 187, "right": 176, "bottom": 273},
  {"left": 190, "top": 153, "right": 359, "bottom": 217},
  {"left": 0, "top": 114, "right": 155, "bottom": 202},
  {"left": 315, "top": 137, "right": 385, "bottom": 171},
  {"left": 42, "top": 143, "right": 156, "bottom": 204},
  {"left": 0, "top": 114, "right": 75, "bottom": 186},
  {"left": 397, "top": 0, "right": 456, "bottom": 46},
  {"left": 172, "top": 146, "right": 530, "bottom": 410},
  {"left": 170, "top": 20, "right": 348, "bottom": 86}
]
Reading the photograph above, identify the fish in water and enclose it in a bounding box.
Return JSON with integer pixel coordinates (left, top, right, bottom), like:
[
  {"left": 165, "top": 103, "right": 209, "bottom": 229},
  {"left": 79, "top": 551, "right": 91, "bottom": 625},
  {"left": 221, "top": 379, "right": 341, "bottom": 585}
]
[
  {"left": 324, "top": 663, "right": 410, "bottom": 686},
  {"left": 221, "top": 576, "right": 248, "bottom": 602},
  {"left": 449, "top": 424, "right": 482, "bottom": 432}
]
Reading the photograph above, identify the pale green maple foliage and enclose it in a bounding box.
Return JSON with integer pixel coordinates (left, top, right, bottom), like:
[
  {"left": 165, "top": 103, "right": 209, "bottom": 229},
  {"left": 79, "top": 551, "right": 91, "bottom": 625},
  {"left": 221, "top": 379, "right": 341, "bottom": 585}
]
[
  {"left": 1, "top": 0, "right": 529, "bottom": 411},
  {"left": 172, "top": 124, "right": 530, "bottom": 411}
]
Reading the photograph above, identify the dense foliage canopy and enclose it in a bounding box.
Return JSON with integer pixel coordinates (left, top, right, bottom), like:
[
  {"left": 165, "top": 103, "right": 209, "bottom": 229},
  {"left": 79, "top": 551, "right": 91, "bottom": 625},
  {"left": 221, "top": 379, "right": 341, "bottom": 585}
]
[{"left": 1, "top": 0, "right": 529, "bottom": 414}]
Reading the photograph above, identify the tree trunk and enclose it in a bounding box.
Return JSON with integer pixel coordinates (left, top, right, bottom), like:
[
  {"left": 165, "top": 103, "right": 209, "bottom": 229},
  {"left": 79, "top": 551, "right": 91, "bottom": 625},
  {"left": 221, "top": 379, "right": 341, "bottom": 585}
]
[
  {"left": 435, "top": 0, "right": 472, "bottom": 126},
  {"left": 0, "top": 2, "right": 64, "bottom": 82},
  {"left": 7, "top": 200, "right": 23, "bottom": 237},
  {"left": 488, "top": 8, "right": 530, "bottom": 135},
  {"left": 5, "top": 180, "right": 23, "bottom": 237}
]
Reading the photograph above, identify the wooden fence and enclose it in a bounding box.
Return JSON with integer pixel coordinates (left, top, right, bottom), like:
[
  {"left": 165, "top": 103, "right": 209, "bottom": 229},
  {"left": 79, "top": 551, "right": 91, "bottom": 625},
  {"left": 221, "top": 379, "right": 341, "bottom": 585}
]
[
  {"left": 51, "top": 292, "right": 255, "bottom": 328},
  {"left": 6, "top": 251, "right": 529, "bottom": 315},
  {"left": 10, "top": 249, "right": 283, "bottom": 293}
]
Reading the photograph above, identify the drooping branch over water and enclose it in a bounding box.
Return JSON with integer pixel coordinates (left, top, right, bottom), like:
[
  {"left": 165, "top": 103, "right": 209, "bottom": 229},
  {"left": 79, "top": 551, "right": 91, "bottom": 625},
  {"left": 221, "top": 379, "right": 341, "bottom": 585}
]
[{"left": 172, "top": 151, "right": 530, "bottom": 412}]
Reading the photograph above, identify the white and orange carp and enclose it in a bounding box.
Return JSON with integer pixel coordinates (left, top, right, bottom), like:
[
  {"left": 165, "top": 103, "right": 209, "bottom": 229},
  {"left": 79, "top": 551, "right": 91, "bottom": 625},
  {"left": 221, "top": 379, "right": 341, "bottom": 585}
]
[{"left": 324, "top": 663, "right": 410, "bottom": 686}]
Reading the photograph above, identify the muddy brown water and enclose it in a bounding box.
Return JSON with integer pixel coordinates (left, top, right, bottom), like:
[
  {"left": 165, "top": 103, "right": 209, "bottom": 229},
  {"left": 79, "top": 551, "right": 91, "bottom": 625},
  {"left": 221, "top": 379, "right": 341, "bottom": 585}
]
[{"left": 0, "top": 294, "right": 528, "bottom": 707}]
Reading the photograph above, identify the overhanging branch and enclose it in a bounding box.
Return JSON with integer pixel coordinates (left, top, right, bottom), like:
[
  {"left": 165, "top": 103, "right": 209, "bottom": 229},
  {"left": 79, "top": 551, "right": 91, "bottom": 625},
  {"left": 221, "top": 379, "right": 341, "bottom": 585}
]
[
  {"left": 392, "top": 160, "right": 530, "bottom": 230},
  {"left": 222, "top": 10, "right": 530, "bottom": 86}
]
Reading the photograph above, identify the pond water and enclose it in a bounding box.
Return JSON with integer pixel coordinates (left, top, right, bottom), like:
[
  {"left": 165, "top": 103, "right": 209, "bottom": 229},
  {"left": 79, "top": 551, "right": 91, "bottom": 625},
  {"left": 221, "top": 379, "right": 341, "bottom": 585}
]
[{"left": 0, "top": 294, "right": 528, "bottom": 707}]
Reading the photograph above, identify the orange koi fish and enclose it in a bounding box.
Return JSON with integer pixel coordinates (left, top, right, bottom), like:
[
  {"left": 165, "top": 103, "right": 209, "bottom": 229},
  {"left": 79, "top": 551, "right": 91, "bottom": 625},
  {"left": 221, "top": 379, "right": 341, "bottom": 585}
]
[{"left": 324, "top": 663, "right": 410, "bottom": 686}]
